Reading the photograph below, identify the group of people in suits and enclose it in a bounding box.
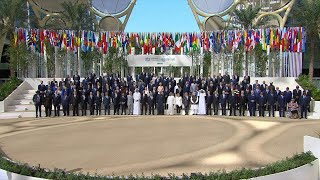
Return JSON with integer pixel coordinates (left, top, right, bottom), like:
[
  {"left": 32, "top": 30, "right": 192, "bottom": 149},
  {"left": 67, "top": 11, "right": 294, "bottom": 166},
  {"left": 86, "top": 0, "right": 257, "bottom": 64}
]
[{"left": 32, "top": 72, "right": 312, "bottom": 119}]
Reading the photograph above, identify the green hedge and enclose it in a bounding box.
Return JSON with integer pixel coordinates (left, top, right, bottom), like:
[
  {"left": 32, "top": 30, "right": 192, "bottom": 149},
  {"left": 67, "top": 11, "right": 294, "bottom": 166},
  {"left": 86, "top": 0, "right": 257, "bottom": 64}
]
[
  {"left": 296, "top": 74, "right": 320, "bottom": 101},
  {"left": 0, "top": 77, "right": 23, "bottom": 101},
  {"left": 0, "top": 152, "right": 316, "bottom": 180}
]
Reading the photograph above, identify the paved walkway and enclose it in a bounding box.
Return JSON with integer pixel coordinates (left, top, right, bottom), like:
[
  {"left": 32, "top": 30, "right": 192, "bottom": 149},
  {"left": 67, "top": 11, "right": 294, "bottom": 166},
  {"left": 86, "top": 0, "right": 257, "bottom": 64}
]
[{"left": 0, "top": 116, "right": 319, "bottom": 176}]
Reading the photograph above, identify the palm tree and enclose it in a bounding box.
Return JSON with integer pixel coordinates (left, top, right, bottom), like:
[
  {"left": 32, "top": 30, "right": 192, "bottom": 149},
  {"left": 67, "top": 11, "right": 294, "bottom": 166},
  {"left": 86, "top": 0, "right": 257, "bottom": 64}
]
[
  {"left": 233, "top": 4, "right": 261, "bottom": 76},
  {"left": 0, "top": 0, "right": 27, "bottom": 76},
  {"left": 60, "top": 1, "right": 96, "bottom": 31},
  {"left": 59, "top": 1, "right": 98, "bottom": 77},
  {"left": 292, "top": 0, "right": 320, "bottom": 80}
]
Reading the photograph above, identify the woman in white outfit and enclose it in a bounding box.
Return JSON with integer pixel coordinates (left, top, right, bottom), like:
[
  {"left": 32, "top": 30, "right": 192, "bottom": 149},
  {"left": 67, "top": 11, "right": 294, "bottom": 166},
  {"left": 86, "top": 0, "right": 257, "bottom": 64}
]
[
  {"left": 190, "top": 92, "right": 199, "bottom": 115},
  {"left": 133, "top": 89, "right": 141, "bottom": 115},
  {"left": 175, "top": 93, "right": 182, "bottom": 114},
  {"left": 166, "top": 92, "right": 175, "bottom": 115},
  {"left": 197, "top": 89, "right": 206, "bottom": 115}
]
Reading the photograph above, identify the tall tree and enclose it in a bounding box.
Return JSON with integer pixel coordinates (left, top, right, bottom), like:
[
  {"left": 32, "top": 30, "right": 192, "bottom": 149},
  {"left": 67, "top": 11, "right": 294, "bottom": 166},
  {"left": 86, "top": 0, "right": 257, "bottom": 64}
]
[
  {"left": 0, "top": 0, "right": 27, "bottom": 76},
  {"left": 60, "top": 1, "right": 96, "bottom": 31},
  {"left": 292, "top": 0, "right": 320, "bottom": 79},
  {"left": 233, "top": 4, "right": 261, "bottom": 76}
]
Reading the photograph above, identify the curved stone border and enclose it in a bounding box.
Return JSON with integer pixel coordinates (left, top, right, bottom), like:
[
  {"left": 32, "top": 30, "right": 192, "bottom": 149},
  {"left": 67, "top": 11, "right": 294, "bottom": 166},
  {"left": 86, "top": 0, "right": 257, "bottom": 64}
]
[{"left": 0, "top": 168, "right": 47, "bottom": 180}]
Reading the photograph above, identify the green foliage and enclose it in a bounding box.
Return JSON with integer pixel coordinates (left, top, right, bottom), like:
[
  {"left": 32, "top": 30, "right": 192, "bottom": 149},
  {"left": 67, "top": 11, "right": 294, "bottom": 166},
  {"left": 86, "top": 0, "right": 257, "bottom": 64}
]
[
  {"left": 0, "top": 0, "right": 27, "bottom": 35},
  {"left": 81, "top": 50, "right": 101, "bottom": 75},
  {"left": 0, "top": 152, "right": 316, "bottom": 180},
  {"left": 296, "top": 74, "right": 320, "bottom": 101},
  {"left": 233, "top": 5, "right": 261, "bottom": 30},
  {"left": 254, "top": 45, "right": 268, "bottom": 77},
  {"left": 5, "top": 40, "right": 34, "bottom": 77},
  {"left": 203, "top": 51, "right": 212, "bottom": 76},
  {"left": 292, "top": 0, "right": 320, "bottom": 79},
  {"left": 60, "top": 1, "right": 97, "bottom": 31},
  {"left": 0, "top": 77, "right": 22, "bottom": 101},
  {"left": 233, "top": 45, "right": 244, "bottom": 76},
  {"left": 104, "top": 47, "right": 127, "bottom": 74},
  {"left": 44, "top": 39, "right": 55, "bottom": 78}
]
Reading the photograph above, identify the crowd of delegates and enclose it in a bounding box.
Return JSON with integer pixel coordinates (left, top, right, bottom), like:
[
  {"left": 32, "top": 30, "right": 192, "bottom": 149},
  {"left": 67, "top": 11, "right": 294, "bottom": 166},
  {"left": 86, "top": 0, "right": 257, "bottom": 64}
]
[{"left": 32, "top": 72, "right": 312, "bottom": 119}]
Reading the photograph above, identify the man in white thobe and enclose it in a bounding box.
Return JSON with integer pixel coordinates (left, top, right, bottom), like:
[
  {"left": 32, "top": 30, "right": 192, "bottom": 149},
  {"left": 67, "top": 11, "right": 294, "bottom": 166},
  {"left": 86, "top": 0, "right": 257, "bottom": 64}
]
[
  {"left": 166, "top": 92, "right": 175, "bottom": 115},
  {"left": 133, "top": 89, "right": 141, "bottom": 115},
  {"left": 197, "top": 89, "right": 206, "bottom": 115}
]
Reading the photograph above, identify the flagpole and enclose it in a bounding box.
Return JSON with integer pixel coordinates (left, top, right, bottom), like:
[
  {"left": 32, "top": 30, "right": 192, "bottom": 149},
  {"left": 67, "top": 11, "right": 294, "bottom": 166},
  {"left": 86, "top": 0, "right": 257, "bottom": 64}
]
[{"left": 27, "top": 1, "right": 30, "bottom": 29}]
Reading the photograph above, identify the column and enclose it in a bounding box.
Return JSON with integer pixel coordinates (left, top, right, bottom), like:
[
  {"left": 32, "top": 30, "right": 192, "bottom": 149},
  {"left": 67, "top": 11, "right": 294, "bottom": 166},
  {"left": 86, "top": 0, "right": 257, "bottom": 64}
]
[
  {"left": 181, "top": 67, "right": 183, "bottom": 77},
  {"left": 211, "top": 51, "right": 214, "bottom": 77},
  {"left": 43, "top": 46, "right": 48, "bottom": 78},
  {"left": 280, "top": 45, "right": 283, "bottom": 77},
  {"left": 54, "top": 46, "right": 59, "bottom": 78},
  {"left": 93, "top": 61, "right": 96, "bottom": 75},
  {"left": 132, "top": 67, "right": 135, "bottom": 81},
  {"left": 154, "top": 67, "right": 156, "bottom": 74},
  {"left": 200, "top": 55, "right": 203, "bottom": 76},
  {"left": 266, "top": 45, "right": 270, "bottom": 77},
  {"left": 160, "top": 67, "right": 163, "bottom": 74},
  {"left": 66, "top": 47, "right": 71, "bottom": 77},
  {"left": 78, "top": 47, "right": 82, "bottom": 77}
]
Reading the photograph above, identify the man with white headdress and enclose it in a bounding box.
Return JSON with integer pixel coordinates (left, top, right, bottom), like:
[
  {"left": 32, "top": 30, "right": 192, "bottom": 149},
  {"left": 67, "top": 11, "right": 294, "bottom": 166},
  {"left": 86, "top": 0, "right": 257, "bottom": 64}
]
[
  {"left": 197, "top": 89, "right": 206, "bottom": 115},
  {"left": 133, "top": 89, "right": 141, "bottom": 115}
]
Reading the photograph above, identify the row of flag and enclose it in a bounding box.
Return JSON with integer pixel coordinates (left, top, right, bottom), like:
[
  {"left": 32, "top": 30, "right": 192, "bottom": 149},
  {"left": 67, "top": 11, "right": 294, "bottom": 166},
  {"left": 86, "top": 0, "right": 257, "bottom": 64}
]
[{"left": 14, "top": 27, "right": 306, "bottom": 55}]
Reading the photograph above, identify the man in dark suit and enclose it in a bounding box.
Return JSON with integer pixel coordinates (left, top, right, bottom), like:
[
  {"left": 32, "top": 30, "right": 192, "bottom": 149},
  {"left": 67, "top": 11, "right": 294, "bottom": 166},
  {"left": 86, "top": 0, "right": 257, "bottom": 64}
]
[
  {"left": 182, "top": 92, "right": 190, "bottom": 115},
  {"left": 238, "top": 90, "right": 247, "bottom": 116},
  {"left": 248, "top": 91, "right": 256, "bottom": 117},
  {"left": 61, "top": 92, "right": 70, "bottom": 116},
  {"left": 113, "top": 90, "right": 120, "bottom": 115},
  {"left": 267, "top": 91, "right": 276, "bottom": 117},
  {"left": 141, "top": 93, "right": 148, "bottom": 115},
  {"left": 44, "top": 88, "right": 53, "bottom": 117},
  {"left": 305, "top": 89, "right": 312, "bottom": 112},
  {"left": 120, "top": 93, "right": 127, "bottom": 115},
  {"left": 284, "top": 87, "right": 292, "bottom": 105},
  {"left": 103, "top": 93, "right": 111, "bottom": 115},
  {"left": 278, "top": 92, "right": 286, "bottom": 117},
  {"left": 88, "top": 91, "right": 95, "bottom": 115},
  {"left": 223, "top": 72, "right": 231, "bottom": 84},
  {"left": 293, "top": 85, "right": 302, "bottom": 103},
  {"left": 212, "top": 91, "right": 220, "bottom": 115},
  {"left": 95, "top": 92, "right": 102, "bottom": 115},
  {"left": 299, "top": 91, "right": 311, "bottom": 119},
  {"left": 220, "top": 91, "right": 227, "bottom": 116},
  {"left": 157, "top": 92, "right": 165, "bottom": 115},
  {"left": 80, "top": 92, "right": 87, "bottom": 116},
  {"left": 258, "top": 91, "right": 266, "bottom": 117},
  {"left": 275, "top": 87, "right": 281, "bottom": 111},
  {"left": 148, "top": 92, "right": 155, "bottom": 115},
  {"left": 71, "top": 92, "right": 79, "bottom": 116},
  {"left": 228, "top": 91, "right": 237, "bottom": 116},
  {"left": 33, "top": 91, "right": 42, "bottom": 118},
  {"left": 206, "top": 91, "right": 213, "bottom": 115},
  {"left": 53, "top": 91, "right": 61, "bottom": 117}
]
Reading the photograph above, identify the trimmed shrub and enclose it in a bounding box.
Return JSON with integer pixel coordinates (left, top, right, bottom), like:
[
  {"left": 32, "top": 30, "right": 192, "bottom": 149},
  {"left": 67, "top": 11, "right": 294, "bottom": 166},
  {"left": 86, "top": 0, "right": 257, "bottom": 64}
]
[
  {"left": 0, "top": 152, "right": 317, "bottom": 180},
  {"left": 296, "top": 74, "right": 320, "bottom": 101},
  {"left": 0, "top": 77, "right": 23, "bottom": 101}
]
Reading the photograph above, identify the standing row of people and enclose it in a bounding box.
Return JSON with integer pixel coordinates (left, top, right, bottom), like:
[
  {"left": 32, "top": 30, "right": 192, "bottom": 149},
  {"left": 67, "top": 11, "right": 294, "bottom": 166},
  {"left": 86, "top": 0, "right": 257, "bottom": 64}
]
[{"left": 33, "top": 72, "right": 312, "bottom": 119}]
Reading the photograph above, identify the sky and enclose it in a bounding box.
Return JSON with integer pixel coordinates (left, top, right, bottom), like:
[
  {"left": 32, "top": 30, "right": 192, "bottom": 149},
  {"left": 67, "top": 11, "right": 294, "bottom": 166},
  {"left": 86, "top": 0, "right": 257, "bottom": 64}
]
[{"left": 125, "top": 0, "right": 200, "bottom": 32}]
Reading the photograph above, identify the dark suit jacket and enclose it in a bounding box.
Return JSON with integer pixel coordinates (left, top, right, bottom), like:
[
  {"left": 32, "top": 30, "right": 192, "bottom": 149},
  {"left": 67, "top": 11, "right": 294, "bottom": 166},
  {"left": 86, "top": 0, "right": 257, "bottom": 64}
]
[{"left": 53, "top": 94, "right": 61, "bottom": 106}]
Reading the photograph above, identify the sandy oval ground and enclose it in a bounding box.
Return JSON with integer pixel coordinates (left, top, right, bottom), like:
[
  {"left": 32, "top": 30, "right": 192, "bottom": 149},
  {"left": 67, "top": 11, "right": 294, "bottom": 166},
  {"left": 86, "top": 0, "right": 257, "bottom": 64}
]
[{"left": 0, "top": 115, "right": 319, "bottom": 176}]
